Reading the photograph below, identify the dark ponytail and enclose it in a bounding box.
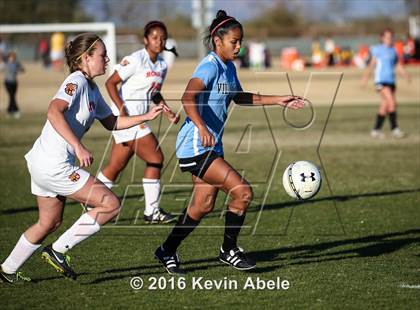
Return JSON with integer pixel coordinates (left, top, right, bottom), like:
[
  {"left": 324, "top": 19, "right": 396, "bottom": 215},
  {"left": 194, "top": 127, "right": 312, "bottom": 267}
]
[
  {"left": 65, "top": 33, "right": 102, "bottom": 73},
  {"left": 203, "top": 10, "right": 243, "bottom": 50}
]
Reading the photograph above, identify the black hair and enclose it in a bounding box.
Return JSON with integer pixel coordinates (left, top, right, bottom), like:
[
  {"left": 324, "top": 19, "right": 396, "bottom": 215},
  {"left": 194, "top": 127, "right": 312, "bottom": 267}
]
[
  {"left": 144, "top": 20, "right": 168, "bottom": 38},
  {"left": 65, "top": 32, "right": 102, "bottom": 73},
  {"left": 203, "top": 10, "right": 243, "bottom": 50},
  {"left": 143, "top": 20, "right": 178, "bottom": 57}
]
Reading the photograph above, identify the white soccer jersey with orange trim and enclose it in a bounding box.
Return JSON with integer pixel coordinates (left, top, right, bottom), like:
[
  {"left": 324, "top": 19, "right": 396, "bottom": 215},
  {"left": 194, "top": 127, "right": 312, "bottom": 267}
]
[
  {"left": 112, "top": 48, "right": 168, "bottom": 116},
  {"left": 25, "top": 71, "right": 112, "bottom": 167}
]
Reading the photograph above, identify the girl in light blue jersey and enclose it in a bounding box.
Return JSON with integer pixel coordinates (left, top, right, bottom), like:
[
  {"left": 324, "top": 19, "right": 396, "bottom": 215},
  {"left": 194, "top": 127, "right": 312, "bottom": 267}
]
[
  {"left": 363, "top": 28, "right": 411, "bottom": 138},
  {"left": 154, "top": 10, "right": 305, "bottom": 274}
]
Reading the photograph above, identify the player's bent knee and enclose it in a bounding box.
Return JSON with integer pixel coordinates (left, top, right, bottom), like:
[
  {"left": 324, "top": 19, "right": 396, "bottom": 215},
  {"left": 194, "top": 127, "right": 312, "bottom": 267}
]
[
  {"left": 232, "top": 184, "right": 253, "bottom": 203},
  {"left": 102, "top": 204, "right": 121, "bottom": 219},
  {"left": 110, "top": 205, "right": 122, "bottom": 218},
  {"left": 243, "top": 185, "right": 253, "bottom": 202},
  {"left": 39, "top": 219, "right": 62, "bottom": 233},
  {"left": 146, "top": 161, "right": 163, "bottom": 170},
  {"left": 106, "top": 195, "right": 120, "bottom": 210}
]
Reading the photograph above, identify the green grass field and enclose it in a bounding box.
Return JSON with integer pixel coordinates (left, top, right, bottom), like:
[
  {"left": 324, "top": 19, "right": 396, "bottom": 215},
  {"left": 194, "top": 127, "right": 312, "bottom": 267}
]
[{"left": 0, "top": 103, "right": 419, "bottom": 309}]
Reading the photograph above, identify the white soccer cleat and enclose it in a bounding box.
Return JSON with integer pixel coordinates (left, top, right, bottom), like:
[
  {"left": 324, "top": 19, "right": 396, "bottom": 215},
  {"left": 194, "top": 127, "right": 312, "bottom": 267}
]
[
  {"left": 391, "top": 128, "right": 405, "bottom": 139},
  {"left": 370, "top": 129, "right": 385, "bottom": 139}
]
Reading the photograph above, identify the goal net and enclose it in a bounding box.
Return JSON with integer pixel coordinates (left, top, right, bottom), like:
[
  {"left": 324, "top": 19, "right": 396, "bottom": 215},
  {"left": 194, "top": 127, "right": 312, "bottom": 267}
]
[{"left": 0, "top": 23, "right": 116, "bottom": 113}]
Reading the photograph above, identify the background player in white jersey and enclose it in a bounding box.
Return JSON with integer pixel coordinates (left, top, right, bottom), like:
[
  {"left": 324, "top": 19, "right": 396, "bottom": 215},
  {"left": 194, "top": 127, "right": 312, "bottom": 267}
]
[
  {"left": 154, "top": 10, "right": 305, "bottom": 274},
  {"left": 97, "top": 21, "right": 179, "bottom": 224},
  {"left": 0, "top": 33, "right": 164, "bottom": 283}
]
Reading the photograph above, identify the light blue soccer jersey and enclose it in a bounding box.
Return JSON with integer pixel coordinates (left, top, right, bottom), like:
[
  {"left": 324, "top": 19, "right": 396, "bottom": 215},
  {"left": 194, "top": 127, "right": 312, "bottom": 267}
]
[
  {"left": 371, "top": 44, "right": 398, "bottom": 84},
  {"left": 176, "top": 52, "right": 242, "bottom": 158}
]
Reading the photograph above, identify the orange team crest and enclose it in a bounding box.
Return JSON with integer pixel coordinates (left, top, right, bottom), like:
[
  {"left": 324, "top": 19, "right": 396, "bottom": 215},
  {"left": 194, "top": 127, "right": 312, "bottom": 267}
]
[
  {"left": 68, "top": 172, "right": 80, "bottom": 182},
  {"left": 65, "top": 83, "right": 78, "bottom": 96}
]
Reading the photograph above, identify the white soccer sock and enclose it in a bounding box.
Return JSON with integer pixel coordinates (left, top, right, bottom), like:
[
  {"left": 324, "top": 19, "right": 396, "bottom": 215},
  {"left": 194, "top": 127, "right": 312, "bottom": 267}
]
[
  {"left": 1, "top": 234, "right": 41, "bottom": 274},
  {"left": 52, "top": 213, "right": 100, "bottom": 254},
  {"left": 143, "top": 178, "right": 161, "bottom": 216},
  {"left": 97, "top": 171, "right": 114, "bottom": 189}
]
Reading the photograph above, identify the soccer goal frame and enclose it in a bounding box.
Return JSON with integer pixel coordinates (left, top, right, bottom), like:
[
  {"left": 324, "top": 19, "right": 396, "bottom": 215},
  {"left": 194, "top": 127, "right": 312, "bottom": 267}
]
[{"left": 0, "top": 22, "right": 116, "bottom": 69}]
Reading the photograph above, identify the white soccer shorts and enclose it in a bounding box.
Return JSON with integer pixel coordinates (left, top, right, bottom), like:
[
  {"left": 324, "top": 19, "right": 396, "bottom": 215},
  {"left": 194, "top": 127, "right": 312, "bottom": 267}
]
[
  {"left": 112, "top": 123, "right": 152, "bottom": 144},
  {"left": 27, "top": 162, "right": 90, "bottom": 197}
]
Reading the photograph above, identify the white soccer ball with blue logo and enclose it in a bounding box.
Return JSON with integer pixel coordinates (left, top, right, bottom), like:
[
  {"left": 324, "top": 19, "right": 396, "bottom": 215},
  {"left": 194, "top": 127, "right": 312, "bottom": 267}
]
[{"left": 282, "top": 161, "right": 322, "bottom": 200}]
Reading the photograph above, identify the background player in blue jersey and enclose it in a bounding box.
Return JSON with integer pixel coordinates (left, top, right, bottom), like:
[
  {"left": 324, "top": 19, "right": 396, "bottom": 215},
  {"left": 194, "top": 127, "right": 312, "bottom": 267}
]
[
  {"left": 154, "top": 10, "right": 305, "bottom": 274},
  {"left": 363, "top": 28, "right": 411, "bottom": 139}
]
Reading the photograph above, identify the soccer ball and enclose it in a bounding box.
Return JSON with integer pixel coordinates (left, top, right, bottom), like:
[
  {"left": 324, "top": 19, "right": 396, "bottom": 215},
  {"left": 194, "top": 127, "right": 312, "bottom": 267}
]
[{"left": 282, "top": 161, "right": 322, "bottom": 200}]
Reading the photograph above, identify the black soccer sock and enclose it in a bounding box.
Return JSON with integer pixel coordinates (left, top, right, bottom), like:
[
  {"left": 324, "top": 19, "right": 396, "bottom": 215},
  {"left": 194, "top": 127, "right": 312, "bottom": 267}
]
[
  {"left": 162, "top": 209, "right": 200, "bottom": 255},
  {"left": 374, "top": 114, "right": 386, "bottom": 130},
  {"left": 389, "top": 112, "right": 398, "bottom": 130},
  {"left": 222, "top": 210, "right": 246, "bottom": 251}
]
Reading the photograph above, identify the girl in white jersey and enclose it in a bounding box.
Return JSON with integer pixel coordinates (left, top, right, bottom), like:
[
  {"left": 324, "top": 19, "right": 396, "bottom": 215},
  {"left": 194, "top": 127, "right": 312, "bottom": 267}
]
[
  {"left": 97, "top": 21, "right": 179, "bottom": 224},
  {"left": 154, "top": 11, "right": 305, "bottom": 274},
  {"left": 0, "top": 33, "right": 163, "bottom": 283}
]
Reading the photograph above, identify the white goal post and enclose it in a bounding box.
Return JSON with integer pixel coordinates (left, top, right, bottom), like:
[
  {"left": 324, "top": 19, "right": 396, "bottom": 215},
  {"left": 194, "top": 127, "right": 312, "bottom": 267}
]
[{"left": 0, "top": 22, "right": 116, "bottom": 69}]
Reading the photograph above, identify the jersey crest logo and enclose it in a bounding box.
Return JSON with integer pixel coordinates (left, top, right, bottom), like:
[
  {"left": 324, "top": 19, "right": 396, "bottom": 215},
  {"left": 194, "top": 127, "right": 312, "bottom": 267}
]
[
  {"left": 120, "top": 59, "right": 130, "bottom": 66},
  {"left": 69, "top": 172, "right": 80, "bottom": 182},
  {"left": 65, "top": 83, "right": 78, "bottom": 96}
]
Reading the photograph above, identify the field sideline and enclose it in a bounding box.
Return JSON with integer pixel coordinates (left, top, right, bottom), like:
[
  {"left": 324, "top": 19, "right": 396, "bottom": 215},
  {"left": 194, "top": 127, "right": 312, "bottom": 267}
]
[
  {"left": 0, "top": 60, "right": 419, "bottom": 113},
  {"left": 0, "top": 60, "right": 419, "bottom": 309}
]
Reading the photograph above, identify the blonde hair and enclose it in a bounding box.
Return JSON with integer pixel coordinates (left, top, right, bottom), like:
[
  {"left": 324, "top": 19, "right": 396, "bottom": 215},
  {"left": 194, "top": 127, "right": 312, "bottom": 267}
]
[{"left": 65, "top": 33, "right": 102, "bottom": 72}]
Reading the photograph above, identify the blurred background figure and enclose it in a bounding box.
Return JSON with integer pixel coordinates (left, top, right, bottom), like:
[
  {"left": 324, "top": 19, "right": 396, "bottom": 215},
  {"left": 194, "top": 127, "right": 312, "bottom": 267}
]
[
  {"left": 354, "top": 45, "right": 371, "bottom": 69},
  {"left": 311, "top": 39, "right": 325, "bottom": 67},
  {"left": 339, "top": 46, "right": 353, "bottom": 66},
  {"left": 3, "top": 51, "right": 24, "bottom": 119},
  {"left": 280, "top": 47, "right": 304, "bottom": 70},
  {"left": 403, "top": 33, "right": 416, "bottom": 63},
  {"left": 264, "top": 43, "right": 271, "bottom": 68},
  {"left": 0, "top": 36, "right": 8, "bottom": 70},
  {"left": 363, "top": 29, "right": 411, "bottom": 139},
  {"left": 37, "top": 38, "right": 50, "bottom": 68},
  {"left": 161, "top": 36, "right": 178, "bottom": 70},
  {"left": 248, "top": 39, "right": 266, "bottom": 70},
  {"left": 236, "top": 44, "right": 249, "bottom": 68},
  {"left": 325, "top": 37, "right": 336, "bottom": 66},
  {"left": 50, "top": 32, "right": 65, "bottom": 71}
]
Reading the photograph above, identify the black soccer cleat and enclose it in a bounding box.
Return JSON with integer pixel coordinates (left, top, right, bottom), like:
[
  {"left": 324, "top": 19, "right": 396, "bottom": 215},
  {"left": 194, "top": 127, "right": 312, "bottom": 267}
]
[
  {"left": 154, "top": 246, "right": 184, "bottom": 275},
  {"left": 144, "top": 208, "right": 176, "bottom": 224},
  {"left": 219, "top": 246, "right": 256, "bottom": 271},
  {"left": 0, "top": 266, "right": 31, "bottom": 284},
  {"left": 41, "top": 244, "right": 77, "bottom": 280}
]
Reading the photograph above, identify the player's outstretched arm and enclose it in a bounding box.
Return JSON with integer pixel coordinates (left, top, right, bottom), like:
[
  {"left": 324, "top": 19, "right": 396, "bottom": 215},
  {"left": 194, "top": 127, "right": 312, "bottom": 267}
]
[
  {"left": 182, "top": 78, "right": 215, "bottom": 147},
  {"left": 100, "top": 105, "right": 163, "bottom": 131},
  {"left": 233, "top": 92, "right": 305, "bottom": 110},
  {"left": 152, "top": 92, "right": 180, "bottom": 124},
  {"left": 47, "top": 99, "right": 93, "bottom": 167}
]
